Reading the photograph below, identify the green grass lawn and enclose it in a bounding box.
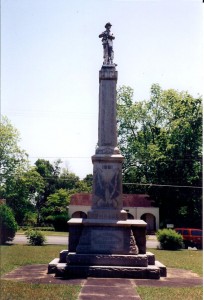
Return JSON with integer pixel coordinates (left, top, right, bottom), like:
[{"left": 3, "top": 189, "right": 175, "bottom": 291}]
[
  {"left": 1, "top": 245, "right": 80, "bottom": 300},
  {"left": 1, "top": 281, "right": 81, "bottom": 300},
  {"left": 137, "top": 248, "right": 203, "bottom": 300},
  {"left": 137, "top": 286, "right": 202, "bottom": 300},
  {"left": 1, "top": 245, "right": 203, "bottom": 300},
  {"left": 1, "top": 245, "right": 66, "bottom": 275},
  {"left": 149, "top": 248, "right": 203, "bottom": 276}
]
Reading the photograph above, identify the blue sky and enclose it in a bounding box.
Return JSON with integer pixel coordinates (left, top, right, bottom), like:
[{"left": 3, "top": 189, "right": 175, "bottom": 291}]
[{"left": 1, "top": 0, "right": 203, "bottom": 178}]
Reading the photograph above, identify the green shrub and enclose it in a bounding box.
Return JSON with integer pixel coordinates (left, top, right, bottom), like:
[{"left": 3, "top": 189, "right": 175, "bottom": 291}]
[
  {"left": 156, "top": 228, "right": 183, "bottom": 250},
  {"left": 23, "top": 212, "right": 37, "bottom": 227},
  {"left": 53, "top": 214, "right": 68, "bottom": 231},
  {"left": 0, "top": 204, "right": 18, "bottom": 244},
  {"left": 25, "top": 229, "right": 46, "bottom": 246}
]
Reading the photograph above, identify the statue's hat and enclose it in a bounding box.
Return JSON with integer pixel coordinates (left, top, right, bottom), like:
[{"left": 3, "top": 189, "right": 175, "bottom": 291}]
[{"left": 105, "top": 22, "right": 112, "bottom": 28}]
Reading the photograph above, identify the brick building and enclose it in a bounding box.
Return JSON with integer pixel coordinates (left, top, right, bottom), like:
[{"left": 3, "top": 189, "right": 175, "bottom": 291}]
[{"left": 68, "top": 193, "right": 159, "bottom": 233}]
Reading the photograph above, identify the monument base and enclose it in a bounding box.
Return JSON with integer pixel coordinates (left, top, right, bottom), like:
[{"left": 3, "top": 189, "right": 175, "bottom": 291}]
[
  {"left": 48, "top": 218, "right": 167, "bottom": 279},
  {"left": 48, "top": 251, "right": 166, "bottom": 279}
]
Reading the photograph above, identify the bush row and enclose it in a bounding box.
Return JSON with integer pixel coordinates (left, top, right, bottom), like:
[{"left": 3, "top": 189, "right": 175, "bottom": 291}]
[{"left": 20, "top": 226, "right": 55, "bottom": 232}]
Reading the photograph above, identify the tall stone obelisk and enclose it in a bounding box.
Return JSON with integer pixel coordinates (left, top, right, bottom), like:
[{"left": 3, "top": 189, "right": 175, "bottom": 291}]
[
  {"left": 89, "top": 65, "right": 126, "bottom": 220},
  {"left": 48, "top": 23, "right": 166, "bottom": 279},
  {"left": 76, "top": 23, "right": 138, "bottom": 255},
  {"left": 89, "top": 23, "right": 126, "bottom": 220}
]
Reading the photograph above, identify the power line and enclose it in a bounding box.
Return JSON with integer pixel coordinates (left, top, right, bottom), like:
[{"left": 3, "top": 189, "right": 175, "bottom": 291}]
[
  {"left": 2, "top": 173, "right": 202, "bottom": 189},
  {"left": 123, "top": 183, "right": 202, "bottom": 189},
  {"left": 21, "top": 175, "right": 202, "bottom": 189},
  {"left": 29, "top": 156, "right": 91, "bottom": 159},
  {"left": 2, "top": 109, "right": 96, "bottom": 114},
  {"left": 28, "top": 156, "right": 201, "bottom": 161},
  {"left": 2, "top": 110, "right": 97, "bottom": 119}
]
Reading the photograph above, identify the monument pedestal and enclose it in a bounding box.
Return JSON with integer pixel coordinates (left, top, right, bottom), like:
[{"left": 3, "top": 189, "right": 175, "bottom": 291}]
[
  {"left": 68, "top": 218, "right": 146, "bottom": 255},
  {"left": 48, "top": 217, "right": 167, "bottom": 279},
  {"left": 48, "top": 53, "right": 167, "bottom": 279}
]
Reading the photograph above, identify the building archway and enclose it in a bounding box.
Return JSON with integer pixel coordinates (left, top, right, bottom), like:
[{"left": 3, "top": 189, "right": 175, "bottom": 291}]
[
  {"left": 141, "top": 213, "right": 156, "bottom": 234},
  {"left": 72, "top": 211, "right": 87, "bottom": 218},
  {"left": 127, "top": 213, "right": 134, "bottom": 219}
]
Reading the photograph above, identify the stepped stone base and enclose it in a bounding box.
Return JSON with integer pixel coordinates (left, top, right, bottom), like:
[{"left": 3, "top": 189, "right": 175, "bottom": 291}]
[
  {"left": 48, "top": 217, "right": 167, "bottom": 279},
  {"left": 48, "top": 251, "right": 167, "bottom": 279},
  {"left": 67, "top": 253, "right": 148, "bottom": 267},
  {"left": 55, "top": 263, "right": 161, "bottom": 279}
]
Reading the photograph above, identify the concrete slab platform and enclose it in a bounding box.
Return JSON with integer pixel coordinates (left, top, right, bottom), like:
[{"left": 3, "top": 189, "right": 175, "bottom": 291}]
[
  {"left": 1, "top": 264, "right": 85, "bottom": 285},
  {"left": 133, "top": 268, "right": 203, "bottom": 287},
  {"left": 78, "top": 278, "right": 141, "bottom": 300},
  {"left": 2, "top": 264, "right": 202, "bottom": 287}
]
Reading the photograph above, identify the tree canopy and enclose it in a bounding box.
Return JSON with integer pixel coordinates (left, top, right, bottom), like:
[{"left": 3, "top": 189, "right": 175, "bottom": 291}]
[
  {"left": 2, "top": 83, "right": 202, "bottom": 230},
  {"left": 0, "top": 119, "right": 92, "bottom": 228},
  {"left": 0, "top": 117, "right": 44, "bottom": 224},
  {"left": 34, "top": 159, "right": 91, "bottom": 225},
  {"left": 117, "top": 84, "right": 202, "bottom": 227},
  {"left": 0, "top": 117, "right": 29, "bottom": 196}
]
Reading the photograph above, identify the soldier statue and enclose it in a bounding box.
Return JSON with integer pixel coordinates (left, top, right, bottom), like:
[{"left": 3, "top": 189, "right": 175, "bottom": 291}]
[{"left": 99, "top": 22, "right": 115, "bottom": 65}]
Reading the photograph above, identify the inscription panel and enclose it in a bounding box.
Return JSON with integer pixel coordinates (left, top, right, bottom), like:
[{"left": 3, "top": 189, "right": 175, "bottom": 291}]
[{"left": 91, "top": 229, "right": 123, "bottom": 252}]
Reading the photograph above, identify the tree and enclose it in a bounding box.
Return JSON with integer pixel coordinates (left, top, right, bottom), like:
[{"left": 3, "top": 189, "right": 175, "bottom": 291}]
[
  {"left": 117, "top": 84, "right": 202, "bottom": 227},
  {"left": 41, "top": 189, "right": 70, "bottom": 231},
  {"left": 34, "top": 160, "right": 90, "bottom": 225},
  {"left": 0, "top": 117, "right": 44, "bottom": 225},
  {"left": 0, "top": 204, "right": 18, "bottom": 244},
  {"left": 57, "top": 168, "right": 80, "bottom": 190},
  {"left": 42, "top": 189, "right": 69, "bottom": 217},
  {"left": 35, "top": 159, "right": 61, "bottom": 196},
  {"left": 57, "top": 169, "right": 92, "bottom": 199},
  {"left": 0, "top": 118, "right": 93, "bottom": 227},
  {"left": 34, "top": 159, "right": 62, "bottom": 224},
  {"left": 40, "top": 170, "right": 92, "bottom": 230},
  {"left": 0, "top": 117, "right": 28, "bottom": 198},
  {"left": 83, "top": 174, "right": 93, "bottom": 188},
  {"left": 5, "top": 168, "right": 45, "bottom": 225}
]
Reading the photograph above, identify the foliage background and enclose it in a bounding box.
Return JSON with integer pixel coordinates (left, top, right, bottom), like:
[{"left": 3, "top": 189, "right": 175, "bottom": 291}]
[
  {"left": 117, "top": 84, "right": 202, "bottom": 227},
  {"left": 0, "top": 84, "right": 202, "bottom": 229}
]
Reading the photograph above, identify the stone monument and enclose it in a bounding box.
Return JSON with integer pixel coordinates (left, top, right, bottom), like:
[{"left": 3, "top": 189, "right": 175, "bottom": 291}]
[{"left": 48, "top": 23, "right": 167, "bottom": 279}]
